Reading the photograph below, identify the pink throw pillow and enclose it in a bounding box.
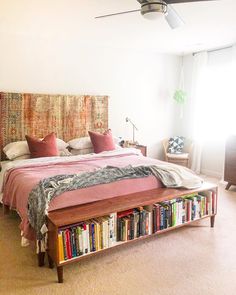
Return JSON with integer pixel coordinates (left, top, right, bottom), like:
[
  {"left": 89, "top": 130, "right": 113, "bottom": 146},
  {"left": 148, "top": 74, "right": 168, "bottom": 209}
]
[
  {"left": 25, "top": 132, "right": 59, "bottom": 158},
  {"left": 88, "top": 130, "right": 115, "bottom": 153}
]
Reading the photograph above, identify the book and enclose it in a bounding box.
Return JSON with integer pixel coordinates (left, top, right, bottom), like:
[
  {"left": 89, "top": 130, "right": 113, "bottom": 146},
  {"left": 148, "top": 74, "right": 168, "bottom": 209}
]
[
  {"left": 109, "top": 213, "right": 117, "bottom": 245},
  {"left": 71, "top": 227, "right": 77, "bottom": 257},
  {"left": 65, "top": 229, "right": 72, "bottom": 259},
  {"left": 58, "top": 232, "right": 64, "bottom": 262},
  {"left": 61, "top": 230, "right": 68, "bottom": 260},
  {"left": 78, "top": 226, "right": 83, "bottom": 255},
  {"left": 130, "top": 213, "right": 135, "bottom": 239},
  {"left": 85, "top": 222, "right": 91, "bottom": 253},
  {"left": 133, "top": 209, "right": 139, "bottom": 238},
  {"left": 90, "top": 222, "right": 96, "bottom": 252},
  {"left": 117, "top": 209, "right": 133, "bottom": 218},
  {"left": 199, "top": 191, "right": 213, "bottom": 215},
  {"left": 143, "top": 205, "right": 153, "bottom": 235}
]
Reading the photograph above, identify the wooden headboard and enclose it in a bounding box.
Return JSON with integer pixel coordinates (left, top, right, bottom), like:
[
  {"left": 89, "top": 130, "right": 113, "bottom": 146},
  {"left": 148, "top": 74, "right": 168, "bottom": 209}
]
[{"left": 0, "top": 92, "right": 108, "bottom": 160}]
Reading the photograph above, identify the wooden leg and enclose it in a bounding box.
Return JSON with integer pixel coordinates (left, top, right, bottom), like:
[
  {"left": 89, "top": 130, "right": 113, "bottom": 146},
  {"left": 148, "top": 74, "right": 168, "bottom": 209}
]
[
  {"left": 3, "top": 204, "right": 10, "bottom": 215},
  {"left": 210, "top": 216, "right": 215, "bottom": 228},
  {"left": 225, "top": 183, "right": 231, "bottom": 190},
  {"left": 57, "top": 266, "right": 63, "bottom": 283},
  {"left": 47, "top": 253, "right": 54, "bottom": 269},
  {"left": 38, "top": 252, "right": 45, "bottom": 267}
]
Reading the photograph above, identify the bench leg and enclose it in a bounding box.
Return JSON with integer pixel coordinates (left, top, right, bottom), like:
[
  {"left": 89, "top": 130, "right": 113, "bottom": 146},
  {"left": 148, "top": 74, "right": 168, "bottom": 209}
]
[
  {"left": 3, "top": 204, "right": 10, "bottom": 215},
  {"left": 47, "top": 253, "right": 54, "bottom": 269},
  {"left": 38, "top": 252, "right": 45, "bottom": 267},
  {"left": 225, "top": 183, "right": 231, "bottom": 190},
  {"left": 210, "top": 215, "right": 215, "bottom": 228},
  {"left": 57, "top": 266, "right": 63, "bottom": 283}
]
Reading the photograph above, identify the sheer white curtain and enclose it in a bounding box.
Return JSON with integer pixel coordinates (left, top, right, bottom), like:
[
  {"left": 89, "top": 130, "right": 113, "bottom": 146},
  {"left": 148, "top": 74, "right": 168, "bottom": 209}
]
[
  {"left": 190, "top": 51, "right": 208, "bottom": 174},
  {"left": 190, "top": 46, "right": 236, "bottom": 174}
]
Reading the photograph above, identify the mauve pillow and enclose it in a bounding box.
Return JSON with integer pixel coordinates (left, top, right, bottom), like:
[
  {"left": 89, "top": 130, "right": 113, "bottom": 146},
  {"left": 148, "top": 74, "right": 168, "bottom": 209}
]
[
  {"left": 25, "top": 132, "right": 59, "bottom": 158},
  {"left": 88, "top": 130, "right": 116, "bottom": 153}
]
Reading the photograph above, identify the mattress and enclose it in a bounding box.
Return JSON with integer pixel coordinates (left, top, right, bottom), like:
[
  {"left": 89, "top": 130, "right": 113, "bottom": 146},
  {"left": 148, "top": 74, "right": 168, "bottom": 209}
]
[{"left": 1, "top": 148, "right": 164, "bottom": 240}]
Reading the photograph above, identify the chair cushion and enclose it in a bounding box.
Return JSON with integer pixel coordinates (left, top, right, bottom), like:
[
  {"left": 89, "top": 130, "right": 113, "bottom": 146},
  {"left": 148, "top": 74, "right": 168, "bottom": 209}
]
[
  {"left": 167, "top": 153, "right": 189, "bottom": 159},
  {"left": 168, "top": 136, "right": 185, "bottom": 153}
]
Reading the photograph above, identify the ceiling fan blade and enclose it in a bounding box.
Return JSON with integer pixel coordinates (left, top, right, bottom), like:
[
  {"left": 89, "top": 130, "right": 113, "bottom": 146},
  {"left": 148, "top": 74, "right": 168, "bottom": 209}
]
[
  {"left": 165, "top": 5, "right": 184, "bottom": 29},
  {"left": 165, "top": 0, "right": 217, "bottom": 3},
  {"left": 136, "top": 0, "right": 149, "bottom": 3},
  {"left": 95, "top": 9, "right": 140, "bottom": 19}
]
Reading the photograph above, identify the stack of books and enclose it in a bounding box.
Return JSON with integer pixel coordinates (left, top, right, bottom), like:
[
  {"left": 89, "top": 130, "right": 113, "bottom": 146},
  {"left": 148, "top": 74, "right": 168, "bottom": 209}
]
[
  {"left": 58, "top": 213, "right": 117, "bottom": 262},
  {"left": 116, "top": 206, "right": 152, "bottom": 242},
  {"left": 153, "top": 191, "right": 215, "bottom": 232}
]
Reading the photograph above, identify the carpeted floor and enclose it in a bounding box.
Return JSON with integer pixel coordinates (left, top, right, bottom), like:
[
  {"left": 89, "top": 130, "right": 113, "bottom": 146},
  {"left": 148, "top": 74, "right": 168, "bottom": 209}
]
[{"left": 1, "top": 177, "right": 236, "bottom": 295}]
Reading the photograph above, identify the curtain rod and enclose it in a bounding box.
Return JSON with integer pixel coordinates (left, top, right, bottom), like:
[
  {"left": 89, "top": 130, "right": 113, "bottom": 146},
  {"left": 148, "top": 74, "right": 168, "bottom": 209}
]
[{"left": 192, "top": 44, "right": 234, "bottom": 56}]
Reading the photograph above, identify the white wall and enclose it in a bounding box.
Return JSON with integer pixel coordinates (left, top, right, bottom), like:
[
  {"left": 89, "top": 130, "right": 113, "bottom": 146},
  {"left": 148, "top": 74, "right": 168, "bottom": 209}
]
[{"left": 0, "top": 2, "right": 180, "bottom": 159}]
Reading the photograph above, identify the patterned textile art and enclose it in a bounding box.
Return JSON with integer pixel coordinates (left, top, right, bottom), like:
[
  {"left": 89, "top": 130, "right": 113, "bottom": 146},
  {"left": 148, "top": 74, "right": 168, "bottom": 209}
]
[{"left": 0, "top": 92, "right": 108, "bottom": 160}]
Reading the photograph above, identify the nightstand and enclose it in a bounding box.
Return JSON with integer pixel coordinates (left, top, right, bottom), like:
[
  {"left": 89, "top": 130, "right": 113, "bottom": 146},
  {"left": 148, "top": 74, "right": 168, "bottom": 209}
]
[
  {"left": 135, "top": 144, "right": 147, "bottom": 156},
  {"left": 125, "top": 143, "right": 147, "bottom": 156}
]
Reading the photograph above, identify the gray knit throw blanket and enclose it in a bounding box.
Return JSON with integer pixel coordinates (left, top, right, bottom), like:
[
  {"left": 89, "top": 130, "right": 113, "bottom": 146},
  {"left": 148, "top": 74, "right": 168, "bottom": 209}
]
[{"left": 28, "top": 165, "right": 202, "bottom": 240}]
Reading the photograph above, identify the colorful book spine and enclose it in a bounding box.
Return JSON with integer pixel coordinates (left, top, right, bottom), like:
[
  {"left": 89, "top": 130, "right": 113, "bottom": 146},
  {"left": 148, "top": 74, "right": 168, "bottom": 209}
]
[{"left": 58, "top": 232, "right": 64, "bottom": 262}]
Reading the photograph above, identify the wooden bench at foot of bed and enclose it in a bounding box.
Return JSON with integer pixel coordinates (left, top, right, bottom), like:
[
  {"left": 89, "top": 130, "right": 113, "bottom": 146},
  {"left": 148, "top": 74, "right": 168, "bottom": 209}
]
[{"left": 44, "top": 182, "right": 217, "bottom": 283}]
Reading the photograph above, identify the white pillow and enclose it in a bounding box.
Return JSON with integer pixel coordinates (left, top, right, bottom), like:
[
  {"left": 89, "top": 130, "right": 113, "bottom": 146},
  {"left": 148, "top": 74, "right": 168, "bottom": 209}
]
[
  {"left": 3, "top": 138, "right": 69, "bottom": 160},
  {"left": 68, "top": 137, "right": 93, "bottom": 150},
  {"left": 13, "top": 155, "right": 31, "bottom": 160},
  {"left": 68, "top": 136, "right": 122, "bottom": 150},
  {"left": 3, "top": 141, "right": 30, "bottom": 160},
  {"left": 59, "top": 149, "right": 72, "bottom": 156},
  {"left": 56, "top": 138, "right": 69, "bottom": 150},
  {"left": 115, "top": 144, "right": 122, "bottom": 150},
  {"left": 113, "top": 136, "right": 122, "bottom": 145},
  {"left": 70, "top": 147, "right": 94, "bottom": 155}
]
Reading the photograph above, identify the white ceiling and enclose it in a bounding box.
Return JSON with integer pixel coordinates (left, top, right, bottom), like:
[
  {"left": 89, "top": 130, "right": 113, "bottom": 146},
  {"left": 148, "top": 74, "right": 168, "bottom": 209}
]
[
  {"left": 0, "top": 0, "right": 236, "bottom": 55},
  {"left": 90, "top": 0, "right": 236, "bottom": 55}
]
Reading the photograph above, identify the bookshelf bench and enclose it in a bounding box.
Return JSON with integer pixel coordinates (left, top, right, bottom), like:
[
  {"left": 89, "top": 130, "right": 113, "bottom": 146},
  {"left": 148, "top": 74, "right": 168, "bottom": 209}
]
[{"left": 46, "top": 182, "right": 217, "bottom": 283}]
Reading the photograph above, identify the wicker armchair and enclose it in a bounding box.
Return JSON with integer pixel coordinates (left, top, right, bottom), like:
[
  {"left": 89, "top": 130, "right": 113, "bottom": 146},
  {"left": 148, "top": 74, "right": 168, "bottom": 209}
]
[{"left": 162, "top": 138, "right": 193, "bottom": 168}]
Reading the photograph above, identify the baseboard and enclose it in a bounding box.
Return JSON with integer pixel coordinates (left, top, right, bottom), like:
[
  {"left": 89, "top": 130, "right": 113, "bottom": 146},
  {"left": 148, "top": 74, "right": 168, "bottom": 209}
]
[{"left": 201, "top": 169, "right": 222, "bottom": 179}]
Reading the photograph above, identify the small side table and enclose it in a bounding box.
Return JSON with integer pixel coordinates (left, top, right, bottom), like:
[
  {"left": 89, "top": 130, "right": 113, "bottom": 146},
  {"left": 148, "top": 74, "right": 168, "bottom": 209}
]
[{"left": 125, "top": 143, "right": 147, "bottom": 156}]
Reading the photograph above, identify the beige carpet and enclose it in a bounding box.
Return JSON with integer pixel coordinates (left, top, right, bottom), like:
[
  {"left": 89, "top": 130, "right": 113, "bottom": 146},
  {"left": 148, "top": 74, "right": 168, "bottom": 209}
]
[{"left": 1, "top": 177, "right": 236, "bottom": 295}]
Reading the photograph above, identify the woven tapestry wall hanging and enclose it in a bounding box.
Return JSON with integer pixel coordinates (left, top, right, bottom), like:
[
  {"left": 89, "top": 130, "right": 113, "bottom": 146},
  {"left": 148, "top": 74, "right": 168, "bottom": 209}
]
[{"left": 0, "top": 92, "right": 108, "bottom": 160}]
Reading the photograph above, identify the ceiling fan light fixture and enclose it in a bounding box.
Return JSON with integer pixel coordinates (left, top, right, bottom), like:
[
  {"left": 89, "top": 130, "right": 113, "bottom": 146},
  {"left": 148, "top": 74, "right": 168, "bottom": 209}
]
[{"left": 141, "top": 2, "right": 167, "bottom": 20}]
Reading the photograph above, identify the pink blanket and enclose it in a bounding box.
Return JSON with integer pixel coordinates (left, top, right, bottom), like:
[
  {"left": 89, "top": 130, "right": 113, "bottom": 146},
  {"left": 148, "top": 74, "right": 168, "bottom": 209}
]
[{"left": 2, "top": 151, "right": 164, "bottom": 240}]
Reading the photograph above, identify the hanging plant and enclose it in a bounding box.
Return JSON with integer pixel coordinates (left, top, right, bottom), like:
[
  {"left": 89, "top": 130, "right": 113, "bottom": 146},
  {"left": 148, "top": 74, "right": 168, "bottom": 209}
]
[
  {"left": 174, "top": 89, "right": 187, "bottom": 104},
  {"left": 173, "top": 57, "right": 187, "bottom": 118}
]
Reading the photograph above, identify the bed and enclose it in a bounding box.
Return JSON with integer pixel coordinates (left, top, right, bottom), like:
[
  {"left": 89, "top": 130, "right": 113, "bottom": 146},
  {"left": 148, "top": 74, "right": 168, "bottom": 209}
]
[
  {"left": 1, "top": 148, "right": 164, "bottom": 241},
  {"left": 0, "top": 91, "right": 212, "bottom": 283}
]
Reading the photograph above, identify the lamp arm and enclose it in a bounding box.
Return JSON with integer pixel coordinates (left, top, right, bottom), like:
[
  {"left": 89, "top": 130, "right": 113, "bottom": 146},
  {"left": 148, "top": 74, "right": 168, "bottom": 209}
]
[
  {"left": 125, "top": 117, "right": 138, "bottom": 131},
  {"left": 126, "top": 117, "right": 138, "bottom": 143}
]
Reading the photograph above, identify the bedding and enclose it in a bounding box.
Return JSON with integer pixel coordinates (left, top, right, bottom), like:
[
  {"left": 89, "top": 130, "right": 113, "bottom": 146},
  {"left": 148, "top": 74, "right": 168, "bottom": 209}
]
[
  {"left": 29, "top": 163, "right": 202, "bottom": 241},
  {"left": 1, "top": 148, "right": 202, "bottom": 244},
  {"left": 1, "top": 148, "right": 162, "bottom": 240}
]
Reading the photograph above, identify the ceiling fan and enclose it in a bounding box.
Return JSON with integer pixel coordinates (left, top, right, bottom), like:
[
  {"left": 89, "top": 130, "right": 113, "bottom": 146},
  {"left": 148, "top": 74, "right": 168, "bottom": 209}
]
[{"left": 95, "top": 0, "right": 217, "bottom": 29}]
